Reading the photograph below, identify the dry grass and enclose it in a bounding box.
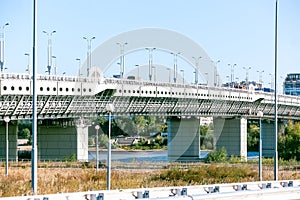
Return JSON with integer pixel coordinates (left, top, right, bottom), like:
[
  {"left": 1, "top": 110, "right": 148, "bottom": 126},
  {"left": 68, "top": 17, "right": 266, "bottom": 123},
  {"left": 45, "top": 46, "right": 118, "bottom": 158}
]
[{"left": 0, "top": 162, "right": 300, "bottom": 197}]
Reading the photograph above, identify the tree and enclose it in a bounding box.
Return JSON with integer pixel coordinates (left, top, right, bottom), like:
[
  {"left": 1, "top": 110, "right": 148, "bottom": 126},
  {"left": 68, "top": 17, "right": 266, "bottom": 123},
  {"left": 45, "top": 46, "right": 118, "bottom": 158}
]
[
  {"left": 279, "top": 121, "right": 300, "bottom": 160},
  {"left": 247, "top": 124, "right": 259, "bottom": 152}
]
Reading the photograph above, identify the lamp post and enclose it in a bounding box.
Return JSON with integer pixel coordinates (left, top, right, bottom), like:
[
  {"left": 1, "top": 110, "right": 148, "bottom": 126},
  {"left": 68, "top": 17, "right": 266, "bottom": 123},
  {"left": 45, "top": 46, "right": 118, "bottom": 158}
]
[
  {"left": 171, "top": 52, "right": 180, "bottom": 83},
  {"left": 83, "top": 36, "right": 96, "bottom": 76},
  {"left": 24, "top": 53, "right": 30, "bottom": 75},
  {"left": 192, "top": 56, "right": 201, "bottom": 84},
  {"left": 76, "top": 58, "right": 81, "bottom": 77},
  {"left": 257, "top": 111, "right": 263, "bottom": 181},
  {"left": 152, "top": 66, "right": 156, "bottom": 81},
  {"left": 269, "top": 73, "right": 274, "bottom": 89},
  {"left": 4, "top": 116, "right": 10, "bottom": 176},
  {"left": 52, "top": 56, "right": 57, "bottom": 76},
  {"left": 106, "top": 103, "right": 114, "bottom": 190},
  {"left": 0, "top": 22, "right": 9, "bottom": 72},
  {"left": 95, "top": 124, "right": 100, "bottom": 171},
  {"left": 205, "top": 72, "right": 209, "bottom": 85},
  {"left": 243, "top": 66, "right": 251, "bottom": 87},
  {"left": 212, "top": 60, "right": 220, "bottom": 86},
  {"left": 145, "top": 47, "right": 155, "bottom": 81},
  {"left": 180, "top": 69, "right": 184, "bottom": 84},
  {"left": 135, "top": 64, "right": 140, "bottom": 80},
  {"left": 117, "top": 42, "right": 128, "bottom": 78},
  {"left": 166, "top": 68, "right": 171, "bottom": 83},
  {"left": 228, "top": 64, "right": 236, "bottom": 88},
  {"left": 257, "top": 70, "right": 264, "bottom": 84},
  {"left": 43, "top": 30, "right": 56, "bottom": 75}
]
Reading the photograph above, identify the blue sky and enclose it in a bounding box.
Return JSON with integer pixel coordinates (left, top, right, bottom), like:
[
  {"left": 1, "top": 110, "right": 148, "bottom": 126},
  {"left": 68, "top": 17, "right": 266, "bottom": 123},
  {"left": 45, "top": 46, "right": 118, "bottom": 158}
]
[{"left": 1, "top": 0, "right": 300, "bottom": 89}]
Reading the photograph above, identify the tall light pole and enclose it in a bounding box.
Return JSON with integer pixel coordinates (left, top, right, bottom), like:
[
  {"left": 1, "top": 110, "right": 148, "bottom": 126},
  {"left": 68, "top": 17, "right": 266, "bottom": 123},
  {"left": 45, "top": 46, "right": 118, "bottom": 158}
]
[
  {"left": 243, "top": 66, "right": 251, "bottom": 87},
  {"left": 106, "top": 103, "right": 114, "bottom": 190},
  {"left": 76, "top": 58, "right": 81, "bottom": 77},
  {"left": 117, "top": 42, "right": 128, "bottom": 78},
  {"left": 95, "top": 125, "right": 100, "bottom": 171},
  {"left": 145, "top": 47, "right": 155, "bottom": 81},
  {"left": 32, "top": 0, "right": 38, "bottom": 194},
  {"left": 257, "top": 111, "right": 263, "bottom": 181},
  {"left": 83, "top": 36, "right": 96, "bottom": 76},
  {"left": 152, "top": 66, "right": 156, "bottom": 81},
  {"left": 135, "top": 64, "right": 140, "bottom": 80},
  {"left": 180, "top": 69, "right": 184, "bottom": 84},
  {"left": 228, "top": 64, "right": 236, "bottom": 88},
  {"left": 274, "top": 0, "right": 279, "bottom": 181},
  {"left": 269, "top": 73, "right": 274, "bottom": 89},
  {"left": 171, "top": 52, "right": 180, "bottom": 83},
  {"left": 43, "top": 30, "right": 56, "bottom": 75},
  {"left": 212, "top": 60, "right": 220, "bottom": 86},
  {"left": 52, "top": 56, "right": 57, "bottom": 75},
  {"left": 192, "top": 56, "right": 201, "bottom": 84},
  {"left": 257, "top": 70, "right": 264, "bottom": 85},
  {"left": 0, "top": 22, "right": 9, "bottom": 72},
  {"left": 24, "top": 53, "right": 30, "bottom": 74},
  {"left": 166, "top": 68, "right": 171, "bottom": 83},
  {"left": 4, "top": 116, "right": 10, "bottom": 176}
]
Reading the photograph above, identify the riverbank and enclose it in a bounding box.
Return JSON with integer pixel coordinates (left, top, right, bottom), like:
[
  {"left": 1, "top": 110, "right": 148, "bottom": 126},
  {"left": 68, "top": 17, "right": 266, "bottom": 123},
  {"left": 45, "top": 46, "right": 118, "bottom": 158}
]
[{"left": 1, "top": 161, "right": 300, "bottom": 197}]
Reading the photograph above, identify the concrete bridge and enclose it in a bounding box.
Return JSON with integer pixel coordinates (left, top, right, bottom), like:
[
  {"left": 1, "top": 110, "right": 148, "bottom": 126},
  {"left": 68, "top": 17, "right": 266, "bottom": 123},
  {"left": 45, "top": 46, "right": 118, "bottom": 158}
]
[{"left": 0, "top": 71, "right": 300, "bottom": 161}]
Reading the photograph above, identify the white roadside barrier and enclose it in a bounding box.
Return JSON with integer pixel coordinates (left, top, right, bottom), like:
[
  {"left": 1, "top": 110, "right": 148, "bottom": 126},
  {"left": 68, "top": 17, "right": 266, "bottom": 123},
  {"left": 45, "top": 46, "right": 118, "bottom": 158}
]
[{"left": 1, "top": 180, "right": 300, "bottom": 200}]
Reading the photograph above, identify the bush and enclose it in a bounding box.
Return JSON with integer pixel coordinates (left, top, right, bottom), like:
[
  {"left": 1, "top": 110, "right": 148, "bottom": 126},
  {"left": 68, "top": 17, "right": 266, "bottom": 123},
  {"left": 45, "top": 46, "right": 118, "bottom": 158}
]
[{"left": 205, "top": 147, "right": 227, "bottom": 163}]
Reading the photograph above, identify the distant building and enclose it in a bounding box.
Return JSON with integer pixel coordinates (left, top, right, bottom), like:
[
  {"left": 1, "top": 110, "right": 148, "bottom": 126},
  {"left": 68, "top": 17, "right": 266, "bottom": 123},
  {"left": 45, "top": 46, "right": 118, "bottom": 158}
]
[{"left": 284, "top": 73, "right": 300, "bottom": 96}]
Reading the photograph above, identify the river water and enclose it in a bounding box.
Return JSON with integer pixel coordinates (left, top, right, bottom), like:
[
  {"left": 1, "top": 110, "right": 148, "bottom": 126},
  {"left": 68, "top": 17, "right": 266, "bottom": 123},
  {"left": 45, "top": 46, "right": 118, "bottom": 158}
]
[
  {"left": 88, "top": 150, "right": 210, "bottom": 162},
  {"left": 88, "top": 150, "right": 258, "bottom": 162}
]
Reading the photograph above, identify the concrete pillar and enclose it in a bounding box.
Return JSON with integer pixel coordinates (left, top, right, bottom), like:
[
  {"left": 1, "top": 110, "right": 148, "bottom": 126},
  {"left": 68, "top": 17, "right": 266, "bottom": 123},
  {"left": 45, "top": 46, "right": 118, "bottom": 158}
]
[
  {"left": 0, "top": 122, "right": 18, "bottom": 161},
  {"left": 167, "top": 116, "right": 200, "bottom": 162},
  {"left": 38, "top": 119, "right": 89, "bottom": 161},
  {"left": 214, "top": 118, "right": 247, "bottom": 160},
  {"left": 260, "top": 120, "right": 283, "bottom": 158}
]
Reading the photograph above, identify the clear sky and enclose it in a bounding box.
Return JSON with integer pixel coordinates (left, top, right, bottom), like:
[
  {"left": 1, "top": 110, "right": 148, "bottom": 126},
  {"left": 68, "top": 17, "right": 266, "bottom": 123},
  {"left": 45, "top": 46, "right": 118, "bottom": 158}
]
[{"left": 1, "top": 0, "right": 300, "bottom": 89}]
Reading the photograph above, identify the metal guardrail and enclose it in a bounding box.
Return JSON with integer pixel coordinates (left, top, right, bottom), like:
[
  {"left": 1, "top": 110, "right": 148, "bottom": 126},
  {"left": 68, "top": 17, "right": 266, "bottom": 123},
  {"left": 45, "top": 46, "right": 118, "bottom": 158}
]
[{"left": 0, "top": 180, "right": 299, "bottom": 200}]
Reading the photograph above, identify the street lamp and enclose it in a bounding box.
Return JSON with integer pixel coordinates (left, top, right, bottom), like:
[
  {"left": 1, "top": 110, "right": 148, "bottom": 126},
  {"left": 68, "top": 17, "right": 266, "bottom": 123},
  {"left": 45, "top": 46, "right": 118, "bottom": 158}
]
[
  {"left": 0, "top": 22, "right": 9, "bottom": 72},
  {"left": 52, "top": 56, "right": 57, "bottom": 76},
  {"left": 135, "top": 64, "right": 140, "bottom": 80},
  {"left": 145, "top": 47, "right": 155, "bottom": 81},
  {"left": 95, "top": 124, "right": 100, "bottom": 171},
  {"left": 83, "top": 36, "right": 96, "bottom": 76},
  {"left": 228, "top": 64, "right": 237, "bottom": 88},
  {"left": 4, "top": 116, "right": 10, "bottom": 176},
  {"left": 106, "top": 103, "right": 114, "bottom": 190},
  {"left": 76, "top": 58, "right": 81, "bottom": 77},
  {"left": 166, "top": 68, "right": 171, "bottom": 83},
  {"left": 243, "top": 66, "right": 251, "bottom": 87},
  {"left": 24, "top": 53, "right": 30, "bottom": 75},
  {"left": 257, "top": 70, "right": 264, "bottom": 84},
  {"left": 192, "top": 56, "right": 201, "bottom": 84},
  {"left": 43, "top": 30, "right": 56, "bottom": 75},
  {"left": 212, "top": 60, "right": 220, "bottom": 86},
  {"left": 152, "top": 66, "right": 156, "bottom": 81},
  {"left": 180, "top": 69, "right": 184, "bottom": 84},
  {"left": 269, "top": 73, "right": 274, "bottom": 89},
  {"left": 257, "top": 111, "right": 263, "bottom": 181},
  {"left": 171, "top": 52, "right": 180, "bottom": 83},
  {"left": 117, "top": 42, "right": 128, "bottom": 78}
]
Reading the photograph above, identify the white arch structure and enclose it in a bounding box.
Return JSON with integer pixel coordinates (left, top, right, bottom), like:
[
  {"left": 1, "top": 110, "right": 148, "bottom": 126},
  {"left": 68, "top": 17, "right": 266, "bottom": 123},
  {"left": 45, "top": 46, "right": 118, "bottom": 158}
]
[{"left": 89, "top": 28, "right": 221, "bottom": 86}]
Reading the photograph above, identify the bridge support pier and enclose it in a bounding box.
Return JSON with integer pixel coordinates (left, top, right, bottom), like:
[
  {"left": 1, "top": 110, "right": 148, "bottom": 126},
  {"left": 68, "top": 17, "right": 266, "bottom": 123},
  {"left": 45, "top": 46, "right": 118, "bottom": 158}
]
[
  {"left": 0, "top": 122, "right": 18, "bottom": 161},
  {"left": 38, "top": 119, "right": 89, "bottom": 161},
  {"left": 167, "top": 116, "right": 200, "bottom": 162},
  {"left": 214, "top": 117, "right": 247, "bottom": 160},
  {"left": 260, "top": 120, "right": 284, "bottom": 158}
]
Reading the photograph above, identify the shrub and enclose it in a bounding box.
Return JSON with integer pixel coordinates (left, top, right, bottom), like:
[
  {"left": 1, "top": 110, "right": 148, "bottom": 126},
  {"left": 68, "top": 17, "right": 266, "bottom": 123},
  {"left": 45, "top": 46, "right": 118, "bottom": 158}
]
[{"left": 205, "top": 147, "right": 227, "bottom": 163}]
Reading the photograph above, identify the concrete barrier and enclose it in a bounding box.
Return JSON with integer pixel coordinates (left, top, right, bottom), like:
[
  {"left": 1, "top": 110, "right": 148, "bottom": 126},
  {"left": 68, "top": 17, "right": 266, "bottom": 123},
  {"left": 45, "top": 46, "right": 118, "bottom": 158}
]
[{"left": 1, "top": 180, "right": 300, "bottom": 200}]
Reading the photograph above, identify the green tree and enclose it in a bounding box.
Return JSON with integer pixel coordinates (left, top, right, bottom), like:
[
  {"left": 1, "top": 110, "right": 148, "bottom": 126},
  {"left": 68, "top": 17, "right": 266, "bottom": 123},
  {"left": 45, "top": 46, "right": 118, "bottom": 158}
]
[
  {"left": 279, "top": 121, "right": 300, "bottom": 160},
  {"left": 247, "top": 124, "right": 259, "bottom": 152}
]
